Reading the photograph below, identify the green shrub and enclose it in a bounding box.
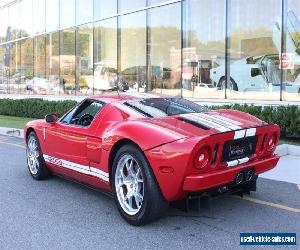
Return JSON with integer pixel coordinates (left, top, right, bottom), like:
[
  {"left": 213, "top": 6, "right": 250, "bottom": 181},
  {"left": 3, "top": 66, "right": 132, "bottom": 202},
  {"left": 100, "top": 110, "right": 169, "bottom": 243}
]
[
  {"left": 0, "top": 99, "right": 77, "bottom": 119},
  {"left": 0, "top": 99, "right": 299, "bottom": 139},
  {"left": 212, "top": 104, "right": 300, "bottom": 138}
]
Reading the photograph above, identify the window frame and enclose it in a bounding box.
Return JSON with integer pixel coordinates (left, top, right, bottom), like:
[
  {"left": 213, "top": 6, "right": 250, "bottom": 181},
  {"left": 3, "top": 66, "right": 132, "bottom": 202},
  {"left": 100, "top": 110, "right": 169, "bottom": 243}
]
[{"left": 59, "top": 98, "right": 105, "bottom": 128}]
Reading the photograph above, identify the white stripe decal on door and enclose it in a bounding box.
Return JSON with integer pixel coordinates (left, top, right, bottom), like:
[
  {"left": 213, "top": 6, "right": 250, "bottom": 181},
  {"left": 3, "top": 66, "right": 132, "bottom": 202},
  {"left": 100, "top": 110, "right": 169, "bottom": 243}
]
[{"left": 43, "top": 154, "right": 109, "bottom": 182}]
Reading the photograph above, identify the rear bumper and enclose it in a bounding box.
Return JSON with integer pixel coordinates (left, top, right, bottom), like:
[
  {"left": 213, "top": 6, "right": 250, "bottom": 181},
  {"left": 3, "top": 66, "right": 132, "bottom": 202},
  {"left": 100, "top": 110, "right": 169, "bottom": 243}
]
[{"left": 183, "top": 155, "right": 280, "bottom": 192}]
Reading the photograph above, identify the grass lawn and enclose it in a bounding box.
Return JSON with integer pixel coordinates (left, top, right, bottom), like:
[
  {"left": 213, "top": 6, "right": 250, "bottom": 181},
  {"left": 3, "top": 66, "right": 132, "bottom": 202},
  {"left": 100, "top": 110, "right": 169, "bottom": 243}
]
[{"left": 0, "top": 115, "right": 34, "bottom": 129}]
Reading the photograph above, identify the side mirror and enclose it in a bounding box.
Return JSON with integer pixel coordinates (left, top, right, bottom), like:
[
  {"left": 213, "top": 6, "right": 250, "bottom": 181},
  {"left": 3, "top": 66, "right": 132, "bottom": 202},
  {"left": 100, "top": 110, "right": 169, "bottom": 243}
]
[
  {"left": 251, "top": 68, "right": 262, "bottom": 77},
  {"left": 45, "top": 114, "right": 58, "bottom": 123}
]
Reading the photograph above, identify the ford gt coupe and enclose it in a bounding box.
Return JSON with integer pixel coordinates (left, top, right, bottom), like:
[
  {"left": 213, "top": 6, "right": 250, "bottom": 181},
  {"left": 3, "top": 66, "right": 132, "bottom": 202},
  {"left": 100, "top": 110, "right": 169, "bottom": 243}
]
[{"left": 25, "top": 94, "right": 280, "bottom": 225}]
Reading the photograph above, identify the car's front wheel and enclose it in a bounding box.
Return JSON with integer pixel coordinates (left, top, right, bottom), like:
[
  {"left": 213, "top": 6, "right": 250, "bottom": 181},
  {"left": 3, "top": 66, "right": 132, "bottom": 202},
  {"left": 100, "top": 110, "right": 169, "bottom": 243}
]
[
  {"left": 26, "top": 131, "right": 51, "bottom": 180},
  {"left": 112, "top": 144, "right": 168, "bottom": 226}
]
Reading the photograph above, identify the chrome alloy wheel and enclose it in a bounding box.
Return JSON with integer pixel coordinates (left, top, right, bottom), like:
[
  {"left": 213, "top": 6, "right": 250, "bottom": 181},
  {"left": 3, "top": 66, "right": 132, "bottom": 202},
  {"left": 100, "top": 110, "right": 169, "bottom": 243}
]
[
  {"left": 115, "top": 154, "right": 144, "bottom": 216},
  {"left": 26, "top": 135, "right": 40, "bottom": 175}
]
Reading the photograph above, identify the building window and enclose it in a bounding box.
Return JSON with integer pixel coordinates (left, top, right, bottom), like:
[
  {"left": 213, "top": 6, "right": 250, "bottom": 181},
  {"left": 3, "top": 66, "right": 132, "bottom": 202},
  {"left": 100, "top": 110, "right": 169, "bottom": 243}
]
[
  {"left": 94, "top": 18, "right": 117, "bottom": 94},
  {"left": 20, "top": 0, "right": 33, "bottom": 38},
  {"left": 33, "top": 0, "right": 45, "bottom": 35},
  {"left": 9, "top": 2, "right": 20, "bottom": 40},
  {"left": 21, "top": 38, "right": 34, "bottom": 95},
  {"left": 46, "top": 0, "right": 59, "bottom": 32},
  {"left": 118, "top": 0, "right": 146, "bottom": 13},
  {"left": 46, "top": 32, "right": 60, "bottom": 95},
  {"left": 60, "top": 29, "right": 76, "bottom": 94},
  {"left": 0, "top": 7, "right": 9, "bottom": 43},
  {"left": 228, "top": 0, "right": 282, "bottom": 100},
  {"left": 34, "top": 35, "right": 46, "bottom": 94},
  {"left": 284, "top": 0, "right": 300, "bottom": 101},
  {"left": 120, "top": 10, "right": 146, "bottom": 92},
  {"left": 94, "top": 0, "right": 117, "bottom": 20},
  {"left": 76, "top": 23, "right": 93, "bottom": 95},
  {"left": 183, "top": 0, "right": 226, "bottom": 99},
  {"left": 76, "top": 0, "right": 93, "bottom": 25},
  {"left": 148, "top": 2, "right": 182, "bottom": 95},
  {"left": 9, "top": 42, "right": 21, "bottom": 94},
  {"left": 60, "top": 0, "right": 76, "bottom": 29}
]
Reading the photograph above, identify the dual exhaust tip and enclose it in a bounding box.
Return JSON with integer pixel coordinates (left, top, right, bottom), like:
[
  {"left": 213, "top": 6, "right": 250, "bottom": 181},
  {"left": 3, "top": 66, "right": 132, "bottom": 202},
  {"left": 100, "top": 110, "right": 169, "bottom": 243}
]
[{"left": 235, "top": 169, "right": 254, "bottom": 185}]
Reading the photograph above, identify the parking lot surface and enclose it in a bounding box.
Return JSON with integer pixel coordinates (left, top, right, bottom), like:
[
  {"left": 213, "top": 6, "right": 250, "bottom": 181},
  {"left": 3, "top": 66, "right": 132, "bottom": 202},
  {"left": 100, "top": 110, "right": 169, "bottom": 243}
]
[{"left": 0, "top": 135, "right": 299, "bottom": 250}]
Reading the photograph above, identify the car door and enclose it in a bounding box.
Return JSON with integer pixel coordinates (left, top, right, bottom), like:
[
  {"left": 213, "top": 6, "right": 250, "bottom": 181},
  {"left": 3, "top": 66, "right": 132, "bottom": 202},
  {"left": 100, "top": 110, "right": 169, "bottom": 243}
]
[{"left": 44, "top": 99, "right": 105, "bottom": 180}]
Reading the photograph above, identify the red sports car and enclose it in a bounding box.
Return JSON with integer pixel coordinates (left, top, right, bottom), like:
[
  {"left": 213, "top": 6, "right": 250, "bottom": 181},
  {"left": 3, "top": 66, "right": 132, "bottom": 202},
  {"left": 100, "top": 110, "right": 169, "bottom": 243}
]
[{"left": 25, "top": 94, "right": 280, "bottom": 225}]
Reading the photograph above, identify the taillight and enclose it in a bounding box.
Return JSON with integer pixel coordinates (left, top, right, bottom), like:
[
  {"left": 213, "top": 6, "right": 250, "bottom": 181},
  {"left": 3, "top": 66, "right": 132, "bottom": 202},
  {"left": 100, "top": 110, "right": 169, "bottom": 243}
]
[
  {"left": 267, "top": 133, "right": 277, "bottom": 152},
  {"left": 194, "top": 147, "right": 211, "bottom": 169}
]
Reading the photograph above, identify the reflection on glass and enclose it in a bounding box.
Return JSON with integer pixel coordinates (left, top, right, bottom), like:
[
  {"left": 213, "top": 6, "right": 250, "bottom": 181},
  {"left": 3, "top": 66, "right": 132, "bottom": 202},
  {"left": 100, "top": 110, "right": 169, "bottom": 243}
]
[
  {"left": 148, "top": 0, "right": 169, "bottom": 6},
  {"left": 284, "top": 0, "right": 300, "bottom": 101},
  {"left": 228, "top": 0, "right": 281, "bottom": 100},
  {"left": 0, "top": 7, "right": 9, "bottom": 43},
  {"left": 183, "top": 0, "right": 226, "bottom": 99},
  {"left": 33, "top": 0, "right": 45, "bottom": 34},
  {"left": 20, "top": 0, "right": 33, "bottom": 37},
  {"left": 9, "top": 2, "right": 20, "bottom": 40},
  {"left": 46, "top": 32, "right": 60, "bottom": 95},
  {"left": 76, "top": 0, "right": 93, "bottom": 25},
  {"left": 94, "top": 0, "right": 117, "bottom": 20},
  {"left": 60, "top": 0, "right": 75, "bottom": 28},
  {"left": 46, "top": 0, "right": 59, "bottom": 32},
  {"left": 33, "top": 36, "right": 47, "bottom": 94},
  {"left": 120, "top": 11, "right": 146, "bottom": 92},
  {"left": 118, "top": 0, "right": 146, "bottom": 13},
  {"left": 20, "top": 38, "right": 34, "bottom": 95},
  {"left": 94, "top": 18, "right": 117, "bottom": 93},
  {"left": 9, "top": 42, "right": 21, "bottom": 94},
  {"left": 148, "top": 3, "right": 181, "bottom": 95},
  {"left": 60, "top": 29, "right": 76, "bottom": 94},
  {"left": 77, "top": 24, "right": 93, "bottom": 95}
]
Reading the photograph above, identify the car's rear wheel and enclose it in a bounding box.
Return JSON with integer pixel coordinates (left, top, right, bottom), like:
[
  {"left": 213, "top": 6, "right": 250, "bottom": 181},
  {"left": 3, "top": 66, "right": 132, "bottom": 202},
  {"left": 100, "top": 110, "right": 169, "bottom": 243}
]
[
  {"left": 26, "top": 131, "right": 51, "bottom": 180},
  {"left": 112, "top": 144, "right": 168, "bottom": 226}
]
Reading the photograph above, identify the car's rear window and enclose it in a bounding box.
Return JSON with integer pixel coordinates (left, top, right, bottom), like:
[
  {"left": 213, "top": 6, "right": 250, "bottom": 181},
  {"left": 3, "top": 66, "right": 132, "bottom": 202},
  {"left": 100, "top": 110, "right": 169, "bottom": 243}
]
[{"left": 124, "top": 98, "right": 209, "bottom": 118}]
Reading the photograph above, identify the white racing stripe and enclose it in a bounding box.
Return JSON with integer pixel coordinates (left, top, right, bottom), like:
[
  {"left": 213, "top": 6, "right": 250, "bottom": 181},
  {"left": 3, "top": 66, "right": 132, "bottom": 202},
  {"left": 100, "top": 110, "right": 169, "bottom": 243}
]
[
  {"left": 234, "top": 129, "right": 246, "bottom": 139},
  {"left": 43, "top": 154, "right": 109, "bottom": 182},
  {"left": 197, "top": 113, "right": 242, "bottom": 130},
  {"left": 181, "top": 113, "right": 231, "bottom": 132}
]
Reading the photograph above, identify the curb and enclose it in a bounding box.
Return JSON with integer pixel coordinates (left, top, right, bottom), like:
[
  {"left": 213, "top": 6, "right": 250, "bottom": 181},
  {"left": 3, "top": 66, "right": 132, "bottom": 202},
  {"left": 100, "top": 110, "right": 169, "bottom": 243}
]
[
  {"left": 0, "top": 127, "right": 24, "bottom": 139},
  {"left": 0, "top": 126, "right": 299, "bottom": 157},
  {"left": 276, "top": 144, "right": 300, "bottom": 157}
]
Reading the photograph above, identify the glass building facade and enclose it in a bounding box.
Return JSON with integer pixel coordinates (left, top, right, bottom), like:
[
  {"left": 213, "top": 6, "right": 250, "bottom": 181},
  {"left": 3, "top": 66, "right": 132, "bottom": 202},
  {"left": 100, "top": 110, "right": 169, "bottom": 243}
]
[{"left": 0, "top": 0, "right": 300, "bottom": 101}]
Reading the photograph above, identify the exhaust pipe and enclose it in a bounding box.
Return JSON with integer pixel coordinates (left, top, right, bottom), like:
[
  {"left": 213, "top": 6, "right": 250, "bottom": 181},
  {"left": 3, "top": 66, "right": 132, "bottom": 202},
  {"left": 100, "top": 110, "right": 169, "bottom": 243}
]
[
  {"left": 235, "top": 172, "right": 244, "bottom": 185},
  {"left": 245, "top": 169, "right": 254, "bottom": 182}
]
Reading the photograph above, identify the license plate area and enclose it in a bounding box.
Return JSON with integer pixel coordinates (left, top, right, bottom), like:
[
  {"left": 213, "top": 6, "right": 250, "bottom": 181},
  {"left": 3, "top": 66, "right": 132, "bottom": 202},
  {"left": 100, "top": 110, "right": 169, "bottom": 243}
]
[{"left": 221, "top": 136, "right": 257, "bottom": 162}]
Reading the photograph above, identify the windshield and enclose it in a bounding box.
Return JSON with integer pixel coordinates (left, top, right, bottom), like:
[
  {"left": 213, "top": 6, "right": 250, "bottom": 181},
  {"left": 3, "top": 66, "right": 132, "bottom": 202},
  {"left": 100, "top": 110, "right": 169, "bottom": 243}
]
[{"left": 124, "top": 98, "right": 209, "bottom": 118}]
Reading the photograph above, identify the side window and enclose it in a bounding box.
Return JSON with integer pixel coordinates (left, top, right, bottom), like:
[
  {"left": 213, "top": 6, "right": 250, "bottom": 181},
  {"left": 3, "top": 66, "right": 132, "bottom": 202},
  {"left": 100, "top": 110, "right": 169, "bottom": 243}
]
[{"left": 60, "top": 99, "right": 104, "bottom": 127}]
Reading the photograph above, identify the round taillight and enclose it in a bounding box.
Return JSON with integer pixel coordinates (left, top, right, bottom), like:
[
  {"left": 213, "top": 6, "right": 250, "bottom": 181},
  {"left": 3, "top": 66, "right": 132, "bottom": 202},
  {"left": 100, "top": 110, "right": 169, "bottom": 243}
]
[
  {"left": 267, "top": 133, "right": 277, "bottom": 152},
  {"left": 194, "top": 147, "right": 210, "bottom": 169}
]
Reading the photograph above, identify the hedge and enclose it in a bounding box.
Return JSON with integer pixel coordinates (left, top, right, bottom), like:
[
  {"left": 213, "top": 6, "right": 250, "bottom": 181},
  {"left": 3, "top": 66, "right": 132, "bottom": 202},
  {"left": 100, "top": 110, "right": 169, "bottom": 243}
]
[
  {"left": 0, "top": 99, "right": 77, "bottom": 119},
  {"left": 211, "top": 104, "right": 300, "bottom": 139},
  {"left": 0, "top": 98, "right": 299, "bottom": 138}
]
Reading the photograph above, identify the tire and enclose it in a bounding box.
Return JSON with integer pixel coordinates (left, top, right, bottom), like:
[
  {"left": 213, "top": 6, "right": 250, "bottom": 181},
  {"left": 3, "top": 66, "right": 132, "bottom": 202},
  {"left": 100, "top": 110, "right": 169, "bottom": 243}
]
[
  {"left": 26, "top": 131, "right": 51, "bottom": 180},
  {"left": 112, "top": 144, "right": 168, "bottom": 226},
  {"left": 219, "top": 77, "right": 238, "bottom": 91}
]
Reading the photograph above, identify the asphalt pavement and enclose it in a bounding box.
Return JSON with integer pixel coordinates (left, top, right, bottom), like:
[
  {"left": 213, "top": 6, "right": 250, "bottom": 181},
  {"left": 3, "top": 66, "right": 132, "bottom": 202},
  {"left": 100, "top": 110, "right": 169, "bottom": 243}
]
[{"left": 0, "top": 135, "right": 299, "bottom": 250}]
